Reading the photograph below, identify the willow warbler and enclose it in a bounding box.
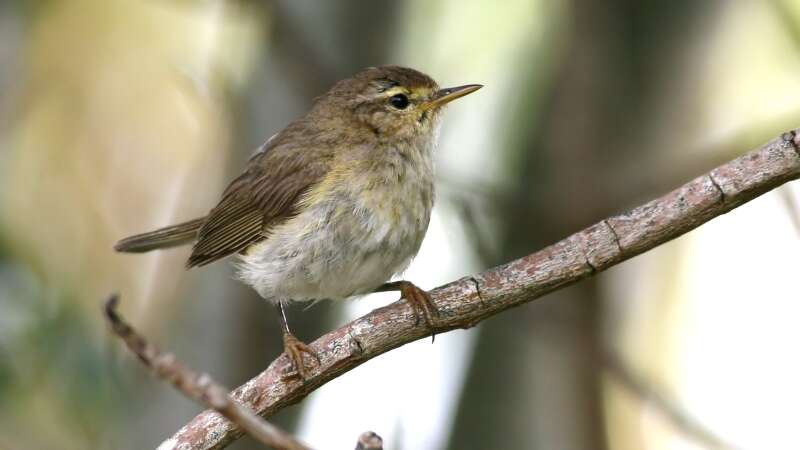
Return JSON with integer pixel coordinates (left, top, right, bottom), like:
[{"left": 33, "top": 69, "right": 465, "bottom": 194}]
[{"left": 115, "top": 66, "right": 482, "bottom": 378}]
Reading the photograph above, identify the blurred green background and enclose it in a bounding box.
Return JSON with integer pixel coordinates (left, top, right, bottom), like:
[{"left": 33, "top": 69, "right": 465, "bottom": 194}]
[{"left": 2, "top": 1, "right": 800, "bottom": 449}]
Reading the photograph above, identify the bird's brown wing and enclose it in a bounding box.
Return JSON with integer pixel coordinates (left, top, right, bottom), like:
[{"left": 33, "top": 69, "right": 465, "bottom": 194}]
[{"left": 187, "top": 140, "right": 332, "bottom": 268}]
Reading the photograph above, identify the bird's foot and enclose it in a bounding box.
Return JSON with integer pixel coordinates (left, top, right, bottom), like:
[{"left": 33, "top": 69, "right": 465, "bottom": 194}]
[
  {"left": 397, "top": 281, "right": 440, "bottom": 342},
  {"left": 374, "top": 280, "right": 441, "bottom": 341},
  {"left": 281, "top": 332, "right": 319, "bottom": 380},
  {"left": 399, "top": 282, "right": 439, "bottom": 325}
]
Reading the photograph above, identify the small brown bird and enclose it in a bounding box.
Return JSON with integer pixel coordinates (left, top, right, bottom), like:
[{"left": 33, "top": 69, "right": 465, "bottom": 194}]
[{"left": 115, "top": 66, "right": 481, "bottom": 378}]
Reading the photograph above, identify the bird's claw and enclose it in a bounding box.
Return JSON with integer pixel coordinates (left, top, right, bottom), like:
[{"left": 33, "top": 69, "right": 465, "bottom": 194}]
[
  {"left": 400, "top": 282, "right": 440, "bottom": 342},
  {"left": 281, "top": 332, "right": 319, "bottom": 380}
]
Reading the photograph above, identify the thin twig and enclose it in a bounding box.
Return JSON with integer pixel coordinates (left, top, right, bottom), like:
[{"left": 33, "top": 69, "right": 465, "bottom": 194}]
[
  {"left": 103, "top": 295, "right": 312, "bottom": 450},
  {"left": 354, "top": 432, "right": 383, "bottom": 450},
  {"left": 162, "top": 131, "right": 800, "bottom": 450}
]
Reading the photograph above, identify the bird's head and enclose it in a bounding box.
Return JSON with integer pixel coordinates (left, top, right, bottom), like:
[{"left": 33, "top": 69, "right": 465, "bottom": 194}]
[{"left": 311, "top": 66, "right": 482, "bottom": 140}]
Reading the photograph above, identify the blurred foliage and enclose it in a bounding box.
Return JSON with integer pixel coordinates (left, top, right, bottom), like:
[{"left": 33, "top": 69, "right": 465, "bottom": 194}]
[
  {"left": 0, "top": 259, "right": 125, "bottom": 448},
  {"left": 2, "top": 1, "right": 800, "bottom": 449}
]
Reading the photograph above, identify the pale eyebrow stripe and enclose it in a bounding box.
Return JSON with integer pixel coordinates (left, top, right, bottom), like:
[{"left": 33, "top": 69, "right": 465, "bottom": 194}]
[{"left": 374, "top": 78, "right": 399, "bottom": 92}]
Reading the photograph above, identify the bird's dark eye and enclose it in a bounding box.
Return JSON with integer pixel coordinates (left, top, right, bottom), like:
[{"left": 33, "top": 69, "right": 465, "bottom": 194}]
[{"left": 389, "top": 93, "right": 410, "bottom": 109}]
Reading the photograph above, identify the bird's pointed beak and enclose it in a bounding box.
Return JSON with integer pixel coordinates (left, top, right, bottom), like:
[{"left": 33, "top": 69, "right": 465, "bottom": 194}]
[{"left": 422, "top": 84, "right": 483, "bottom": 111}]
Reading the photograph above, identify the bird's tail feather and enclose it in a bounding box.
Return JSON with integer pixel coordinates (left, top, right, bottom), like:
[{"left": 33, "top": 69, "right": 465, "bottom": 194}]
[{"left": 114, "top": 217, "right": 205, "bottom": 253}]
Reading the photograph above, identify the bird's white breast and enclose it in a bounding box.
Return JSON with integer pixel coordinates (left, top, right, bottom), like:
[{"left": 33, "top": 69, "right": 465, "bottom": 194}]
[{"left": 237, "top": 138, "right": 435, "bottom": 303}]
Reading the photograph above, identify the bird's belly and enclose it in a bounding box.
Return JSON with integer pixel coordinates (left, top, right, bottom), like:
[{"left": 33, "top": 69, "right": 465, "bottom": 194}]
[{"left": 237, "top": 188, "right": 431, "bottom": 303}]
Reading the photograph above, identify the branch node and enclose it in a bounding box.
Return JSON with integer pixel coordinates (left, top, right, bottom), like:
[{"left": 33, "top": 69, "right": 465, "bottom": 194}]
[
  {"left": 469, "top": 276, "right": 485, "bottom": 305},
  {"left": 781, "top": 130, "right": 798, "bottom": 153},
  {"left": 355, "top": 431, "right": 383, "bottom": 450},
  {"left": 707, "top": 173, "right": 726, "bottom": 203},
  {"left": 603, "top": 219, "right": 623, "bottom": 254},
  {"left": 784, "top": 129, "right": 800, "bottom": 159},
  {"left": 583, "top": 252, "right": 598, "bottom": 274},
  {"left": 348, "top": 330, "right": 365, "bottom": 356}
]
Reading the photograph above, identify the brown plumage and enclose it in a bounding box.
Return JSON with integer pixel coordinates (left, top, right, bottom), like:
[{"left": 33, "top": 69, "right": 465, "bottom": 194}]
[
  {"left": 115, "top": 66, "right": 481, "bottom": 378},
  {"left": 187, "top": 127, "right": 335, "bottom": 267}
]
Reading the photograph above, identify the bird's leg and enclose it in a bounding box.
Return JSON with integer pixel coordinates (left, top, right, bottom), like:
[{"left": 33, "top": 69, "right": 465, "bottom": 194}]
[
  {"left": 374, "top": 280, "right": 440, "bottom": 340},
  {"left": 276, "top": 301, "right": 319, "bottom": 380}
]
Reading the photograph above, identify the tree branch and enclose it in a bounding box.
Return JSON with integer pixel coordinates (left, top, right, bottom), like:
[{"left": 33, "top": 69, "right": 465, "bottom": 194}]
[
  {"left": 103, "top": 295, "right": 313, "bottom": 450},
  {"left": 162, "top": 131, "right": 800, "bottom": 450}
]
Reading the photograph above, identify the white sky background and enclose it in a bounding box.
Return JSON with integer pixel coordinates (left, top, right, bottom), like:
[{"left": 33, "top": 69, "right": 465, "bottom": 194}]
[{"left": 677, "top": 183, "right": 800, "bottom": 450}]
